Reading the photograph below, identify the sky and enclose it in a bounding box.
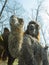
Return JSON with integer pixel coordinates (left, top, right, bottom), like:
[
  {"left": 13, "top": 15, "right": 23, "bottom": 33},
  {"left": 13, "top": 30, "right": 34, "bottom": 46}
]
[
  {"left": 17, "top": 0, "right": 49, "bottom": 18},
  {"left": 0, "top": 0, "right": 49, "bottom": 47},
  {"left": 18, "top": 0, "right": 37, "bottom": 19}
]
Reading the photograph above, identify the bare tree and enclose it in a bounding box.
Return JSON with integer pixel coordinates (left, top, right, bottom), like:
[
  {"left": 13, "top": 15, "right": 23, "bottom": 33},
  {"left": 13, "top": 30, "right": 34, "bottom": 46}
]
[
  {"left": 0, "top": 0, "right": 7, "bottom": 18},
  {"left": 35, "top": 0, "right": 44, "bottom": 21},
  {"left": 0, "top": 0, "right": 27, "bottom": 33},
  {"left": 45, "top": 10, "right": 49, "bottom": 16},
  {"left": 32, "top": 0, "right": 47, "bottom": 44}
]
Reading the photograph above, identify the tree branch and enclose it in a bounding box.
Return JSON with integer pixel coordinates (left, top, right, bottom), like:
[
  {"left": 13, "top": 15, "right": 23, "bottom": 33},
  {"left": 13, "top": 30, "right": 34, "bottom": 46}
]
[
  {"left": 0, "top": 0, "right": 7, "bottom": 18},
  {"left": 35, "top": 0, "right": 47, "bottom": 44}
]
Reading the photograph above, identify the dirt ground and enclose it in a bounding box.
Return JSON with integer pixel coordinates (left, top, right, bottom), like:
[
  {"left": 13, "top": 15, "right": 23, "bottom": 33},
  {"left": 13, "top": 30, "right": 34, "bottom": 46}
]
[
  {"left": 0, "top": 56, "right": 49, "bottom": 65},
  {"left": 0, "top": 59, "right": 18, "bottom": 65},
  {"left": 0, "top": 60, "right": 7, "bottom": 65}
]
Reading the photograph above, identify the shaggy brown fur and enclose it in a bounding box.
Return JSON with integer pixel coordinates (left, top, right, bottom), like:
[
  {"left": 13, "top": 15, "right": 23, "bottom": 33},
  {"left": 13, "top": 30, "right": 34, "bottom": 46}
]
[
  {"left": 8, "top": 15, "right": 24, "bottom": 58},
  {"left": 18, "top": 21, "right": 49, "bottom": 65},
  {"left": 8, "top": 15, "right": 24, "bottom": 65}
]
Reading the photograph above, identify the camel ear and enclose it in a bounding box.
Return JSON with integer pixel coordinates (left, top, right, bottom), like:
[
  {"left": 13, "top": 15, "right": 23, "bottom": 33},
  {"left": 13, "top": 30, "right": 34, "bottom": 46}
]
[
  {"left": 0, "top": 36, "right": 3, "bottom": 41},
  {"left": 18, "top": 18, "right": 24, "bottom": 25},
  {"left": 37, "top": 32, "right": 40, "bottom": 42},
  {"left": 44, "top": 45, "right": 48, "bottom": 50}
]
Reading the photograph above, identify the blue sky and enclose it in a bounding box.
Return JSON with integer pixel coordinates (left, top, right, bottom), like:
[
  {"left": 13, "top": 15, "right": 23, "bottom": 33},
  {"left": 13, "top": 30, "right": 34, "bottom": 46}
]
[{"left": 18, "top": 0, "right": 37, "bottom": 19}]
